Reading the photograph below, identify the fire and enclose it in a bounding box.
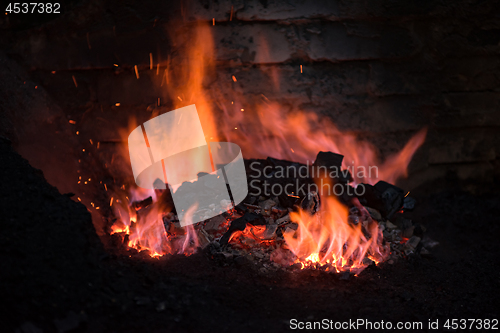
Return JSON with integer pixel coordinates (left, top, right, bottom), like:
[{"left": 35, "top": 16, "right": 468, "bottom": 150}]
[
  {"left": 103, "top": 21, "right": 426, "bottom": 267},
  {"left": 228, "top": 224, "right": 274, "bottom": 249},
  {"left": 111, "top": 188, "right": 200, "bottom": 257},
  {"left": 285, "top": 196, "right": 387, "bottom": 274}
]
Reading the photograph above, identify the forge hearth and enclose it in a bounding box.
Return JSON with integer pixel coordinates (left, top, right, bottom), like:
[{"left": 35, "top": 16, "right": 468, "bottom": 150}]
[{"left": 105, "top": 149, "right": 434, "bottom": 277}]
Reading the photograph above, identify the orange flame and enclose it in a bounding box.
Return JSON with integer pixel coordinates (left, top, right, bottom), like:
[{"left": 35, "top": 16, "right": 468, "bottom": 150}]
[{"left": 285, "top": 196, "right": 388, "bottom": 274}]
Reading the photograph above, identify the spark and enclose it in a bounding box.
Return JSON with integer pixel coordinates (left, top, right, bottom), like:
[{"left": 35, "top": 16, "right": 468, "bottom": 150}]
[
  {"left": 230, "top": 5, "right": 234, "bottom": 21},
  {"left": 213, "top": 18, "right": 215, "bottom": 25},
  {"left": 149, "top": 53, "right": 153, "bottom": 70},
  {"left": 232, "top": 75, "right": 237, "bottom": 82},
  {"left": 69, "top": 120, "right": 76, "bottom": 124},
  {"left": 115, "top": 103, "right": 120, "bottom": 106},
  {"left": 72, "top": 75, "right": 78, "bottom": 87},
  {"left": 134, "top": 65, "right": 140, "bottom": 79},
  {"left": 300, "top": 65, "right": 303, "bottom": 73},
  {"left": 241, "top": 108, "right": 244, "bottom": 112}
]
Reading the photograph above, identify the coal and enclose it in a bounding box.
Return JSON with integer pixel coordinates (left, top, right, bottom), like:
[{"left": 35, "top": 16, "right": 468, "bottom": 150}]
[
  {"left": 314, "top": 151, "right": 344, "bottom": 170},
  {"left": 300, "top": 191, "right": 320, "bottom": 214},
  {"left": 313, "top": 151, "right": 352, "bottom": 183},
  {"left": 262, "top": 224, "right": 278, "bottom": 240},
  {"left": 275, "top": 214, "right": 291, "bottom": 225},
  {"left": 219, "top": 212, "right": 266, "bottom": 246},
  {"left": 235, "top": 203, "right": 248, "bottom": 214},
  {"left": 277, "top": 191, "right": 300, "bottom": 208},
  {"left": 364, "top": 206, "right": 382, "bottom": 221},
  {"left": 358, "top": 181, "right": 405, "bottom": 219},
  {"left": 403, "top": 196, "right": 416, "bottom": 211}
]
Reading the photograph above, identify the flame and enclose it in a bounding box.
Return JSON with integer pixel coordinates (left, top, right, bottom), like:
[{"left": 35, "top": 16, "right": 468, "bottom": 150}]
[
  {"left": 164, "top": 23, "right": 218, "bottom": 142},
  {"left": 285, "top": 196, "right": 388, "bottom": 274},
  {"left": 104, "top": 21, "right": 426, "bottom": 262},
  {"left": 110, "top": 187, "right": 199, "bottom": 257},
  {"left": 217, "top": 102, "right": 427, "bottom": 184}
]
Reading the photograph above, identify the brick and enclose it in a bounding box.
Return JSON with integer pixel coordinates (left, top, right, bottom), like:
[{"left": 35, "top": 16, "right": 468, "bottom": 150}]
[
  {"left": 184, "top": 0, "right": 448, "bottom": 21},
  {"left": 214, "top": 23, "right": 291, "bottom": 63},
  {"left": 308, "top": 95, "right": 429, "bottom": 132},
  {"left": 368, "top": 61, "right": 439, "bottom": 96},
  {"left": 236, "top": 0, "right": 340, "bottom": 21},
  {"left": 306, "top": 22, "right": 416, "bottom": 61},
  {"left": 440, "top": 56, "right": 500, "bottom": 92},
  {"left": 34, "top": 67, "right": 166, "bottom": 109},
  {"left": 213, "top": 21, "right": 417, "bottom": 64},
  {"left": 11, "top": 25, "right": 171, "bottom": 70},
  {"left": 433, "top": 92, "right": 500, "bottom": 128},
  {"left": 184, "top": 0, "right": 339, "bottom": 21},
  {"left": 337, "top": 0, "right": 439, "bottom": 19},
  {"left": 213, "top": 62, "right": 370, "bottom": 99},
  {"left": 413, "top": 18, "right": 500, "bottom": 59},
  {"left": 427, "top": 129, "right": 497, "bottom": 164}
]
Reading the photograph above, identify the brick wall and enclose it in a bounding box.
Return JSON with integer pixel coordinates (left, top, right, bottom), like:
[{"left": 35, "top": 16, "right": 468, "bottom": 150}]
[{"left": 1, "top": 0, "right": 499, "bottom": 192}]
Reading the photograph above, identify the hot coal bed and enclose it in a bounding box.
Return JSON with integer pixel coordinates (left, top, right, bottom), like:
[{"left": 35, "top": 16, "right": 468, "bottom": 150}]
[{"left": 1, "top": 1, "right": 500, "bottom": 332}]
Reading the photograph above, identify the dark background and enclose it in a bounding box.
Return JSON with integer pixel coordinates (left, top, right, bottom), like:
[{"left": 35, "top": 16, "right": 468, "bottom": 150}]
[{"left": 0, "top": 0, "right": 499, "bottom": 332}]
